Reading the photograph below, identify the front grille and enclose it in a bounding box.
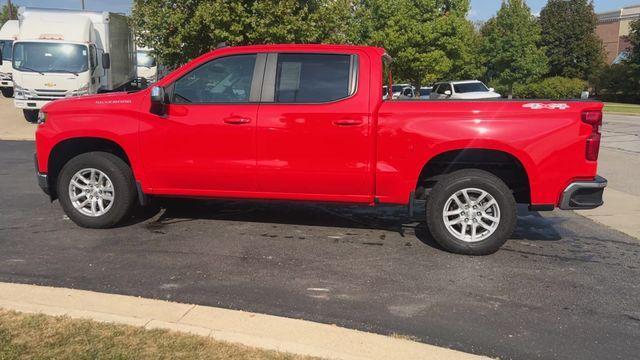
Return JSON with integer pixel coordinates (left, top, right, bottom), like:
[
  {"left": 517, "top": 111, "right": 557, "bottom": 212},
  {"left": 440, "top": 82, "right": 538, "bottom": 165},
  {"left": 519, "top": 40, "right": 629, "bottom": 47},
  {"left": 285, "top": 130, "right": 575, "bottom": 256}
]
[
  {"left": 34, "top": 89, "right": 67, "bottom": 93},
  {"left": 0, "top": 73, "right": 11, "bottom": 81}
]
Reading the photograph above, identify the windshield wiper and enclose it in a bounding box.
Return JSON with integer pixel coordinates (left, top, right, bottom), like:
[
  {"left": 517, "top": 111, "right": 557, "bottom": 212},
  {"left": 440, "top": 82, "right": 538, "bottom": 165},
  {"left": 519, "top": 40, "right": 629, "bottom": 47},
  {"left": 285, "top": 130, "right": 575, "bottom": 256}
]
[
  {"left": 49, "top": 69, "right": 79, "bottom": 76},
  {"left": 17, "top": 66, "right": 45, "bottom": 75}
]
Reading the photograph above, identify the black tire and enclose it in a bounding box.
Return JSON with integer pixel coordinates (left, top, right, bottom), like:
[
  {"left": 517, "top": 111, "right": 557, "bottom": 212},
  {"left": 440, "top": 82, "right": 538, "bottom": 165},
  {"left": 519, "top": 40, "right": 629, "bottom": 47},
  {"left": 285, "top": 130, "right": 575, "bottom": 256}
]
[
  {"left": 23, "top": 109, "right": 39, "bottom": 123},
  {"left": 1, "top": 87, "right": 13, "bottom": 98},
  {"left": 426, "top": 169, "right": 517, "bottom": 255},
  {"left": 57, "top": 152, "right": 137, "bottom": 228}
]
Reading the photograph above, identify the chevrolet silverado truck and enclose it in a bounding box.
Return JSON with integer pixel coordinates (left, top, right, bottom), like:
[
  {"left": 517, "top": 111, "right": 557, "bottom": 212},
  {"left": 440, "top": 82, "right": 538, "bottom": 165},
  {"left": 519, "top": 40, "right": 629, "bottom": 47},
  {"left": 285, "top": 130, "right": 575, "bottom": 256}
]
[{"left": 34, "top": 44, "right": 607, "bottom": 255}]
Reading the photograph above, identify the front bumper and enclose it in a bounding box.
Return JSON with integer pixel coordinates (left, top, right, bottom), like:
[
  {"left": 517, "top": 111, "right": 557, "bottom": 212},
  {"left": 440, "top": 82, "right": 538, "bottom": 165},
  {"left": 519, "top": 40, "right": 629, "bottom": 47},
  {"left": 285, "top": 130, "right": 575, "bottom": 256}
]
[
  {"left": 15, "top": 99, "right": 49, "bottom": 110},
  {"left": 34, "top": 154, "right": 50, "bottom": 196},
  {"left": 559, "top": 175, "right": 607, "bottom": 210}
]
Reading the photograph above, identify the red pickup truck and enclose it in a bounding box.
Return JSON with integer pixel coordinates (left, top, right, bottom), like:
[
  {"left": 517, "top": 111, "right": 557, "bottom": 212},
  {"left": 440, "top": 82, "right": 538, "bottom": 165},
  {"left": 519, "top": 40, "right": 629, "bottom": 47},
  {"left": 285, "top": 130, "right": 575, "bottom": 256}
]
[{"left": 34, "top": 44, "right": 607, "bottom": 255}]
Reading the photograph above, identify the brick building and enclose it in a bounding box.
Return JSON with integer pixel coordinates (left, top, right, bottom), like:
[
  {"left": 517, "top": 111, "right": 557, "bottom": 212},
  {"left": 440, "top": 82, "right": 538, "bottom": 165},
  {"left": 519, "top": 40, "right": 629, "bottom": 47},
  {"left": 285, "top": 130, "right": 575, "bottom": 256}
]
[{"left": 596, "top": 4, "right": 640, "bottom": 64}]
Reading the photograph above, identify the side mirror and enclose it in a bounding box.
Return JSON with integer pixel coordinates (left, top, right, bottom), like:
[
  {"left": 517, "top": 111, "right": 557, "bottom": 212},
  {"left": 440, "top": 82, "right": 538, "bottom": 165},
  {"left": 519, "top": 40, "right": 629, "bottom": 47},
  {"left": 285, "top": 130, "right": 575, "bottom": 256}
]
[
  {"left": 150, "top": 86, "right": 166, "bottom": 115},
  {"left": 489, "top": 87, "right": 495, "bottom": 92},
  {"left": 102, "top": 53, "right": 111, "bottom": 69},
  {"left": 444, "top": 90, "right": 452, "bottom": 96},
  {"left": 150, "top": 86, "right": 165, "bottom": 103}
]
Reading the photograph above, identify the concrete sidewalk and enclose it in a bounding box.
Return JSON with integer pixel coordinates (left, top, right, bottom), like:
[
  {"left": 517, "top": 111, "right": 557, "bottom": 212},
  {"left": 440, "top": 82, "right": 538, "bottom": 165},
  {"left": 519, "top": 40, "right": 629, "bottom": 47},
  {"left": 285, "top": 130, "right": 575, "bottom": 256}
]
[{"left": 0, "top": 282, "right": 487, "bottom": 360}]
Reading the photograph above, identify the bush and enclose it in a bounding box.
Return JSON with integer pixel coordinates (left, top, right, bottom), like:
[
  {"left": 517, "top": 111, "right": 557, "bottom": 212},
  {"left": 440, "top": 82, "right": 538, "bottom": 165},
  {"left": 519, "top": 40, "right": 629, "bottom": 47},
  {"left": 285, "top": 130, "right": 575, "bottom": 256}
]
[
  {"left": 591, "top": 64, "right": 640, "bottom": 104},
  {"left": 514, "top": 77, "right": 587, "bottom": 99}
]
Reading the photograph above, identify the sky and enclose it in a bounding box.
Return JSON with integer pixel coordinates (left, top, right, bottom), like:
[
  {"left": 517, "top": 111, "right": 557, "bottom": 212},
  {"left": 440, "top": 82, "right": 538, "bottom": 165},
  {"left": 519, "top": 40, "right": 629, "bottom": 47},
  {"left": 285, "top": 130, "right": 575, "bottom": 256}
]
[{"left": 8, "top": 0, "right": 640, "bottom": 20}]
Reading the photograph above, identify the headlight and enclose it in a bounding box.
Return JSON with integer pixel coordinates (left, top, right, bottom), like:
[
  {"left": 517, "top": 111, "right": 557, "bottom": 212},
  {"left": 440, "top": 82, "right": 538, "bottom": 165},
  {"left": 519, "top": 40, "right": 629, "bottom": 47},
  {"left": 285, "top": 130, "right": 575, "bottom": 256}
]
[
  {"left": 14, "top": 84, "right": 27, "bottom": 100},
  {"left": 70, "top": 83, "right": 90, "bottom": 97},
  {"left": 37, "top": 111, "right": 47, "bottom": 125}
]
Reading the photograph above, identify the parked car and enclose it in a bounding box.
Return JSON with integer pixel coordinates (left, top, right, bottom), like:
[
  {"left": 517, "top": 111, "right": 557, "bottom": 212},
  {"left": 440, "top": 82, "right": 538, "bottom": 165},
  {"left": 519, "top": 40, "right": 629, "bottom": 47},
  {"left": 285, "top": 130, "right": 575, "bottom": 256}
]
[
  {"left": 398, "top": 86, "right": 416, "bottom": 99},
  {"left": 0, "top": 20, "right": 19, "bottom": 98},
  {"left": 391, "top": 83, "right": 412, "bottom": 99},
  {"left": 34, "top": 44, "right": 606, "bottom": 255},
  {"left": 13, "top": 7, "right": 136, "bottom": 123},
  {"left": 430, "top": 80, "right": 501, "bottom": 100},
  {"left": 418, "top": 86, "right": 432, "bottom": 99}
]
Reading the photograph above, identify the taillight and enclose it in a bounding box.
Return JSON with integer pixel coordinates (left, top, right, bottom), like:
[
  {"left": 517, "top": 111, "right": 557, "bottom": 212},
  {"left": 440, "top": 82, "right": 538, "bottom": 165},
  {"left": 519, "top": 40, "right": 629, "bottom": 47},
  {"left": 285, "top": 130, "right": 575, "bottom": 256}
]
[{"left": 582, "top": 110, "right": 602, "bottom": 161}]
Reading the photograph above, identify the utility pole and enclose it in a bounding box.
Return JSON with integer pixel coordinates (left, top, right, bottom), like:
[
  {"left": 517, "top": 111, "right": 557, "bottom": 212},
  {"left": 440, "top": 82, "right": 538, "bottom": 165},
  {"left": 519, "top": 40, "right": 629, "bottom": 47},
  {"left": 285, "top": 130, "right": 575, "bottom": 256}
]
[
  {"left": 81, "top": 0, "right": 85, "bottom": 10},
  {"left": 7, "top": 0, "right": 15, "bottom": 20}
]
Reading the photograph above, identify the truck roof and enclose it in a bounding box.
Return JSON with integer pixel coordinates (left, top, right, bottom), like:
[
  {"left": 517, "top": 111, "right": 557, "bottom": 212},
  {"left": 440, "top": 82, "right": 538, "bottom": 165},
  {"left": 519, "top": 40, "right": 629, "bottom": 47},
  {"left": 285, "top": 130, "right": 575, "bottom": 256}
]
[{"left": 208, "top": 44, "right": 386, "bottom": 56}]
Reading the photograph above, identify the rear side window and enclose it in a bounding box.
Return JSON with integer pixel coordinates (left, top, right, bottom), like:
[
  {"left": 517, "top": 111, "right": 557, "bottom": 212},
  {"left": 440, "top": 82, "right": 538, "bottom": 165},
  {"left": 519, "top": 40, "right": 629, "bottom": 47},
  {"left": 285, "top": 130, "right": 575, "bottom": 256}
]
[{"left": 275, "top": 54, "right": 356, "bottom": 103}]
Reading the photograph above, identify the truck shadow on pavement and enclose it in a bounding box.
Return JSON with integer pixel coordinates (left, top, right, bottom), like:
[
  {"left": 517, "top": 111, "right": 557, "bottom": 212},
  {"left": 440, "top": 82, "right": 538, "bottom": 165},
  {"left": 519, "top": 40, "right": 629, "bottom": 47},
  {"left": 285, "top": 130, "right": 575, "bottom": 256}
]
[{"left": 136, "top": 199, "right": 562, "bottom": 250}]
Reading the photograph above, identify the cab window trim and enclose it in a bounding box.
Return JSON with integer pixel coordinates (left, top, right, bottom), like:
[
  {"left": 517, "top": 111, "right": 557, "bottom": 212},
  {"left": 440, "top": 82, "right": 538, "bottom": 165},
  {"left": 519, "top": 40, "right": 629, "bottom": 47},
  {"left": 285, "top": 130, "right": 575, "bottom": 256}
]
[
  {"left": 165, "top": 53, "right": 266, "bottom": 105},
  {"left": 260, "top": 52, "right": 359, "bottom": 104}
]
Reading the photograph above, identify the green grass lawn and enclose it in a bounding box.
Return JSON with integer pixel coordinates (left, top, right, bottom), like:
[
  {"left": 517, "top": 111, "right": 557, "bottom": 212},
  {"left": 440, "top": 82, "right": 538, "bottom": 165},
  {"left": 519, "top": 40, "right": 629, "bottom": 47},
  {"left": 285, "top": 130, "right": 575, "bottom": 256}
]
[
  {"left": 603, "top": 102, "right": 640, "bottom": 115},
  {"left": 0, "top": 310, "right": 318, "bottom": 360}
]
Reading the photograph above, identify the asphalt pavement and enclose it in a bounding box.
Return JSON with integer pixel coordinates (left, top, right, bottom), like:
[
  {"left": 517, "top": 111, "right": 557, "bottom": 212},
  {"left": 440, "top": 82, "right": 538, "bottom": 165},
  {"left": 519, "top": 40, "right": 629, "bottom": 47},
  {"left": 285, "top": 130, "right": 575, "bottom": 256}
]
[{"left": 0, "top": 140, "right": 639, "bottom": 360}]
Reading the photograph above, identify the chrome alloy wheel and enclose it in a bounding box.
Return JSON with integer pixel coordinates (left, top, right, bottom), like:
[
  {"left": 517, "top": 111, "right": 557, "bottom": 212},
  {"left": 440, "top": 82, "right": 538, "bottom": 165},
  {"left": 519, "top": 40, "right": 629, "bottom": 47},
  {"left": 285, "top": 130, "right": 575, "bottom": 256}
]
[
  {"left": 442, "top": 188, "right": 501, "bottom": 243},
  {"left": 68, "top": 168, "right": 115, "bottom": 217}
]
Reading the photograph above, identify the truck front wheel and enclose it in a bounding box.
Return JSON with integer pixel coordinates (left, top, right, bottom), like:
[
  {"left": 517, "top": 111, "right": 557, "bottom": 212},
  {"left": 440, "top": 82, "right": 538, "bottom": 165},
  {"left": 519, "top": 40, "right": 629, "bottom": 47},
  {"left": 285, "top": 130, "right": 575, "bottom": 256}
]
[
  {"left": 57, "top": 152, "right": 137, "bottom": 228},
  {"left": 426, "top": 169, "right": 517, "bottom": 255},
  {"left": 23, "top": 110, "right": 39, "bottom": 123},
  {"left": 1, "top": 87, "right": 13, "bottom": 98}
]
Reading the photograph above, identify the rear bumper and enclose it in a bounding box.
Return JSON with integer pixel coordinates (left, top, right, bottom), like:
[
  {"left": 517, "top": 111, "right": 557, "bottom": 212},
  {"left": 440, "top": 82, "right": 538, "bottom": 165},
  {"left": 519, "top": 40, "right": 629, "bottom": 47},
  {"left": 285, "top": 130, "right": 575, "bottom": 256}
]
[{"left": 559, "top": 176, "right": 607, "bottom": 210}]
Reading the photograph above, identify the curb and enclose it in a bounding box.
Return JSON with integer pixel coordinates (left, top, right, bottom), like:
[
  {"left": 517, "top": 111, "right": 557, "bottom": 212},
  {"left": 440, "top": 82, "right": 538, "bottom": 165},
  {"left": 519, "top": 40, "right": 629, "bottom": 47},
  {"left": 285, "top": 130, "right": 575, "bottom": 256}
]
[{"left": 0, "top": 282, "right": 487, "bottom": 360}]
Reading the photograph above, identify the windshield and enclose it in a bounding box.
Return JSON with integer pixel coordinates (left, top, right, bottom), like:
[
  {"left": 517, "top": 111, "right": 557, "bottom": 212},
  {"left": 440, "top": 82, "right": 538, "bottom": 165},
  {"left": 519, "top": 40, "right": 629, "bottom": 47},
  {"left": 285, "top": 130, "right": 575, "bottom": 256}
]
[
  {"left": 453, "top": 82, "right": 489, "bottom": 93},
  {"left": 0, "top": 40, "right": 12, "bottom": 61},
  {"left": 12, "top": 42, "right": 88, "bottom": 73},
  {"left": 137, "top": 51, "right": 156, "bottom": 67},
  {"left": 391, "top": 85, "right": 405, "bottom": 93}
]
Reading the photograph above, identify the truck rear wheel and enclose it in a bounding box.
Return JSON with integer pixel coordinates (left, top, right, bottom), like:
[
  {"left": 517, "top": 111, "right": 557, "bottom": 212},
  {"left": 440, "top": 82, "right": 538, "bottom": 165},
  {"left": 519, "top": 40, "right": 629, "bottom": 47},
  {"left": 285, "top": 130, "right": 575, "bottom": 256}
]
[
  {"left": 23, "top": 110, "right": 39, "bottom": 123},
  {"left": 57, "top": 152, "right": 137, "bottom": 228},
  {"left": 426, "top": 169, "right": 517, "bottom": 255},
  {"left": 1, "top": 87, "right": 13, "bottom": 98}
]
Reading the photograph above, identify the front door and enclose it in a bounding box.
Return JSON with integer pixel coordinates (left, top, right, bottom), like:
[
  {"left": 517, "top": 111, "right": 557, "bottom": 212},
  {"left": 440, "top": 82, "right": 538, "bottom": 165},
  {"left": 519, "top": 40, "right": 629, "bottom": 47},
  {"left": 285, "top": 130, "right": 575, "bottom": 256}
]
[
  {"left": 140, "top": 53, "right": 263, "bottom": 195},
  {"left": 256, "top": 52, "right": 372, "bottom": 202}
]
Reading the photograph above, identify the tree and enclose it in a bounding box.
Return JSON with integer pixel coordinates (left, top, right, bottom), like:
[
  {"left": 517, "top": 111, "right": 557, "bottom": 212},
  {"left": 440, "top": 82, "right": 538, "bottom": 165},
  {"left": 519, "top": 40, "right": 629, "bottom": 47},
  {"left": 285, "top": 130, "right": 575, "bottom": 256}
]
[
  {"left": 539, "top": 0, "right": 604, "bottom": 79},
  {"left": 359, "top": 0, "right": 484, "bottom": 87},
  {"left": 0, "top": 3, "right": 18, "bottom": 26},
  {"left": 132, "top": 0, "right": 357, "bottom": 68},
  {"left": 481, "top": 0, "right": 548, "bottom": 97}
]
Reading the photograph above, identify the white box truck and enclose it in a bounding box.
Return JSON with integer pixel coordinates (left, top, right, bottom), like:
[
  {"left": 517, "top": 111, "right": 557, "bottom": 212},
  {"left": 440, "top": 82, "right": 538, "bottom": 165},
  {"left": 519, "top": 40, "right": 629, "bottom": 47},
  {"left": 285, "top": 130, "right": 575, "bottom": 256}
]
[
  {"left": 0, "top": 20, "right": 19, "bottom": 98},
  {"left": 136, "top": 47, "right": 158, "bottom": 84},
  {"left": 12, "top": 7, "right": 136, "bottom": 122}
]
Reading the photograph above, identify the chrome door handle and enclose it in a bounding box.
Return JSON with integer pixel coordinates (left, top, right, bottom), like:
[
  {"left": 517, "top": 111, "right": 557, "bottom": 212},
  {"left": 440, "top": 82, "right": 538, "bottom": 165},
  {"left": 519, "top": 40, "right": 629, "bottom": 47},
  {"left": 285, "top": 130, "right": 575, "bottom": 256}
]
[
  {"left": 333, "top": 119, "right": 363, "bottom": 126},
  {"left": 223, "top": 117, "right": 252, "bottom": 124}
]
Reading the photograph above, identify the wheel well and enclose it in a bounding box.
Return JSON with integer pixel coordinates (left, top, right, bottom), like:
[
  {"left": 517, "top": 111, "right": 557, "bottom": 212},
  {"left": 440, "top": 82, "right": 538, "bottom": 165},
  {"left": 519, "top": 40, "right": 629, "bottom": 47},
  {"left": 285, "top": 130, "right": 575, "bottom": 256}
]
[
  {"left": 47, "top": 137, "right": 131, "bottom": 199},
  {"left": 416, "top": 149, "right": 531, "bottom": 204}
]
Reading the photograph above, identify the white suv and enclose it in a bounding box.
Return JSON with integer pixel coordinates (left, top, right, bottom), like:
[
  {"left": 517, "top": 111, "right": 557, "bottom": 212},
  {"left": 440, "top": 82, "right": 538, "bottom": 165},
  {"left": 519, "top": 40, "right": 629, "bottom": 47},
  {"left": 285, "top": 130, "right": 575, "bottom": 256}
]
[{"left": 430, "top": 81, "right": 501, "bottom": 100}]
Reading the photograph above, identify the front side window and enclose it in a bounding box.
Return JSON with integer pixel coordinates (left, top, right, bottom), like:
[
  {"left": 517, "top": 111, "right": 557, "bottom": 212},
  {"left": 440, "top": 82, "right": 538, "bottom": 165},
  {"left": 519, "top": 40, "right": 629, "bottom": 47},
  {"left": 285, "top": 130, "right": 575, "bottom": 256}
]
[
  {"left": 275, "top": 53, "right": 354, "bottom": 103},
  {"left": 173, "top": 54, "right": 256, "bottom": 104},
  {"left": 454, "top": 82, "right": 489, "bottom": 93},
  {"left": 437, "top": 84, "right": 452, "bottom": 94},
  {"left": 0, "top": 40, "right": 12, "bottom": 61},
  {"left": 12, "top": 42, "right": 89, "bottom": 73},
  {"left": 89, "top": 45, "right": 97, "bottom": 69}
]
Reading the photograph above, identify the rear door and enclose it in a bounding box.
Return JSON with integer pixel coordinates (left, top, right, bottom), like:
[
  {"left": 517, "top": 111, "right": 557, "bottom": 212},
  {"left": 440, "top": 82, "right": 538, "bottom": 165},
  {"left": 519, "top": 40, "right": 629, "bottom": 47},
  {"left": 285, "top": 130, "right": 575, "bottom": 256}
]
[{"left": 255, "top": 51, "right": 373, "bottom": 202}]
